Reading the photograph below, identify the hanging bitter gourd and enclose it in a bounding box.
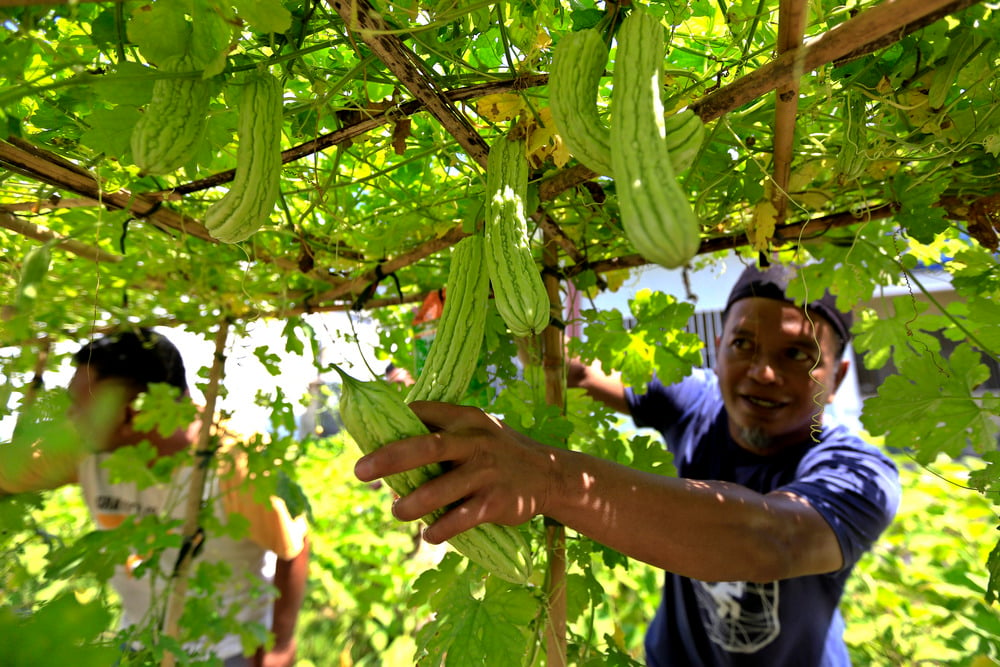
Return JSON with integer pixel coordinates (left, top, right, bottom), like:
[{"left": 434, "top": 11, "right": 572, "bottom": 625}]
[
  {"left": 662, "top": 109, "right": 706, "bottom": 174},
  {"left": 336, "top": 365, "right": 534, "bottom": 585},
  {"left": 204, "top": 71, "right": 283, "bottom": 244},
  {"left": 549, "top": 28, "right": 705, "bottom": 175},
  {"left": 609, "top": 10, "right": 702, "bottom": 269},
  {"left": 484, "top": 135, "right": 550, "bottom": 338},
  {"left": 130, "top": 53, "right": 213, "bottom": 176},
  {"left": 836, "top": 90, "right": 869, "bottom": 182},
  {"left": 549, "top": 28, "right": 615, "bottom": 176},
  {"left": 406, "top": 234, "right": 490, "bottom": 404}
]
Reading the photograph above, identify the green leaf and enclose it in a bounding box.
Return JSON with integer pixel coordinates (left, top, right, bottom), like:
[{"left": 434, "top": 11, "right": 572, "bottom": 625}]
[
  {"left": 80, "top": 106, "right": 142, "bottom": 158},
  {"left": 985, "top": 536, "right": 1000, "bottom": 604},
  {"left": 189, "top": 0, "right": 234, "bottom": 76},
  {"left": 99, "top": 440, "right": 167, "bottom": 489},
  {"left": 891, "top": 172, "right": 950, "bottom": 244},
  {"left": 627, "top": 289, "right": 701, "bottom": 387},
  {"left": 274, "top": 469, "right": 312, "bottom": 520},
  {"left": 90, "top": 62, "right": 157, "bottom": 106},
  {"left": 582, "top": 637, "right": 645, "bottom": 666},
  {"left": 232, "top": 0, "right": 293, "bottom": 35},
  {"left": 574, "top": 289, "right": 700, "bottom": 392},
  {"left": 131, "top": 384, "right": 198, "bottom": 437},
  {"left": 411, "top": 553, "right": 539, "bottom": 666},
  {"left": 253, "top": 345, "right": 283, "bottom": 376},
  {"left": 852, "top": 300, "right": 940, "bottom": 371},
  {"left": 861, "top": 343, "right": 1000, "bottom": 462},
  {"left": 126, "top": 2, "right": 193, "bottom": 64},
  {"left": 984, "top": 133, "right": 1000, "bottom": 157},
  {"left": 968, "top": 451, "right": 1000, "bottom": 503},
  {"left": 627, "top": 433, "right": 676, "bottom": 477},
  {"left": 282, "top": 317, "right": 306, "bottom": 356},
  {"left": 955, "top": 296, "right": 1000, "bottom": 357},
  {"left": 0, "top": 593, "right": 119, "bottom": 667}
]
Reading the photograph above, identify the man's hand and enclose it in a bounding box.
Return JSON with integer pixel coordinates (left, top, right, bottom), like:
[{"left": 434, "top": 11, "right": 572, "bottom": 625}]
[
  {"left": 354, "top": 401, "right": 559, "bottom": 544},
  {"left": 564, "top": 359, "right": 630, "bottom": 413},
  {"left": 263, "top": 639, "right": 296, "bottom": 667}
]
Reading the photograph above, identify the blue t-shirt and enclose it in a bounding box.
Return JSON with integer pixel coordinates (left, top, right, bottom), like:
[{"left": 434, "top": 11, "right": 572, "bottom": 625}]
[{"left": 627, "top": 369, "right": 901, "bottom": 667}]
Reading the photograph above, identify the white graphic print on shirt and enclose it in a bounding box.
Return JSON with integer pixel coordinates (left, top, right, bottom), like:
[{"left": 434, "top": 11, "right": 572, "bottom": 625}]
[{"left": 693, "top": 580, "right": 780, "bottom": 653}]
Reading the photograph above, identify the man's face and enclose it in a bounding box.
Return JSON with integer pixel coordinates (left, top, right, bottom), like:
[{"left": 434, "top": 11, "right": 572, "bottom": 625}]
[
  {"left": 67, "top": 364, "right": 133, "bottom": 452},
  {"left": 714, "top": 297, "right": 848, "bottom": 454}
]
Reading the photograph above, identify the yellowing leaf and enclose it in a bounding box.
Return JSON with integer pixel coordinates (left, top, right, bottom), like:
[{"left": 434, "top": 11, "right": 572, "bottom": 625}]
[
  {"left": 532, "top": 29, "right": 552, "bottom": 53},
  {"left": 524, "top": 108, "right": 554, "bottom": 153},
  {"left": 477, "top": 94, "right": 524, "bottom": 122},
  {"left": 982, "top": 134, "right": 1000, "bottom": 157},
  {"left": 601, "top": 268, "right": 631, "bottom": 293},
  {"left": 523, "top": 107, "right": 570, "bottom": 168},
  {"left": 789, "top": 190, "right": 831, "bottom": 211},
  {"left": 867, "top": 159, "right": 900, "bottom": 179},
  {"left": 788, "top": 161, "right": 820, "bottom": 191},
  {"left": 746, "top": 195, "right": 777, "bottom": 251}
]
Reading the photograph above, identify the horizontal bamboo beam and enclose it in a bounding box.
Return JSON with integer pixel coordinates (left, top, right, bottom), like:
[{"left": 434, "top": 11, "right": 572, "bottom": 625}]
[
  {"left": 0, "top": 138, "right": 216, "bottom": 243},
  {"left": 689, "top": 0, "right": 983, "bottom": 122},
  {"left": 1, "top": 209, "right": 122, "bottom": 264}
]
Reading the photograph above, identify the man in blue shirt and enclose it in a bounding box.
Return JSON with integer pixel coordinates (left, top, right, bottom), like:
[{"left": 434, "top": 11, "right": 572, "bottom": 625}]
[{"left": 355, "top": 262, "right": 901, "bottom": 665}]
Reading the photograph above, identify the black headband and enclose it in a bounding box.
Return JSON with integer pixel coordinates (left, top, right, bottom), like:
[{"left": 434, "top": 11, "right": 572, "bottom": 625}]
[{"left": 724, "top": 264, "right": 853, "bottom": 346}]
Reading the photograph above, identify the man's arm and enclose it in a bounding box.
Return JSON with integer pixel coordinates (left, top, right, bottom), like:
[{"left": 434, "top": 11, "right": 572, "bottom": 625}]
[
  {"left": 262, "top": 536, "right": 309, "bottom": 667},
  {"left": 0, "top": 435, "right": 81, "bottom": 495},
  {"left": 566, "top": 358, "right": 631, "bottom": 414},
  {"left": 356, "top": 402, "right": 844, "bottom": 584},
  {"left": 217, "top": 449, "right": 310, "bottom": 666}
]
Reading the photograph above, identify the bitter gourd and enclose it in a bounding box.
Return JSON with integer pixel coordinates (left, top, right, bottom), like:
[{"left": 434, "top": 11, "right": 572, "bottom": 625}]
[
  {"left": 204, "top": 71, "right": 283, "bottom": 244},
  {"left": 406, "top": 234, "right": 490, "bottom": 404},
  {"left": 609, "top": 10, "right": 702, "bottom": 269},
  {"left": 549, "top": 29, "right": 705, "bottom": 174},
  {"left": 484, "top": 135, "right": 550, "bottom": 337},
  {"left": 131, "top": 54, "right": 212, "bottom": 176},
  {"left": 336, "top": 365, "right": 534, "bottom": 585}
]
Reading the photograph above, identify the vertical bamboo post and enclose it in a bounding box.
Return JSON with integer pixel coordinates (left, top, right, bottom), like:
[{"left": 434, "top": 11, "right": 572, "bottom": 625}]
[
  {"left": 771, "top": 0, "right": 809, "bottom": 226},
  {"left": 160, "top": 321, "right": 230, "bottom": 667},
  {"left": 541, "top": 230, "right": 568, "bottom": 667}
]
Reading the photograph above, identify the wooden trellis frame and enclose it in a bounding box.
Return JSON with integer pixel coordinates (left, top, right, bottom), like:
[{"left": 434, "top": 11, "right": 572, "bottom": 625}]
[
  {"left": 0, "top": 1, "right": 994, "bottom": 664},
  {"left": 1, "top": 0, "right": 985, "bottom": 315}
]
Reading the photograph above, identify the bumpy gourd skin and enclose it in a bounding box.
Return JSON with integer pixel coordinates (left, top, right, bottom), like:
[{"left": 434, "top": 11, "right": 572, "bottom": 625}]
[
  {"left": 836, "top": 91, "right": 869, "bottom": 181},
  {"left": 204, "top": 72, "right": 283, "bottom": 244},
  {"left": 484, "top": 135, "right": 550, "bottom": 338},
  {"left": 550, "top": 28, "right": 615, "bottom": 176},
  {"left": 405, "top": 234, "right": 490, "bottom": 404},
  {"left": 610, "top": 10, "right": 702, "bottom": 270},
  {"left": 131, "top": 54, "right": 212, "bottom": 176},
  {"left": 662, "top": 109, "right": 706, "bottom": 174},
  {"left": 336, "top": 366, "right": 534, "bottom": 585},
  {"left": 549, "top": 28, "right": 705, "bottom": 175}
]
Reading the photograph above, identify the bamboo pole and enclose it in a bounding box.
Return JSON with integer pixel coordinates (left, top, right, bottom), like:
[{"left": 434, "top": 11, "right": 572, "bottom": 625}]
[
  {"left": 689, "top": 0, "right": 981, "bottom": 123},
  {"left": 160, "top": 321, "right": 230, "bottom": 667},
  {"left": 770, "top": 0, "right": 809, "bottom": 227},
  {"left": 0, "top": 138, "right": 216, "bottom": 243},
  {"left": 0, "top": 209, "right": 122, "bottom": 264},
  {"left": 541, "top": 229, "right": 568, "bottom": 667}
]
